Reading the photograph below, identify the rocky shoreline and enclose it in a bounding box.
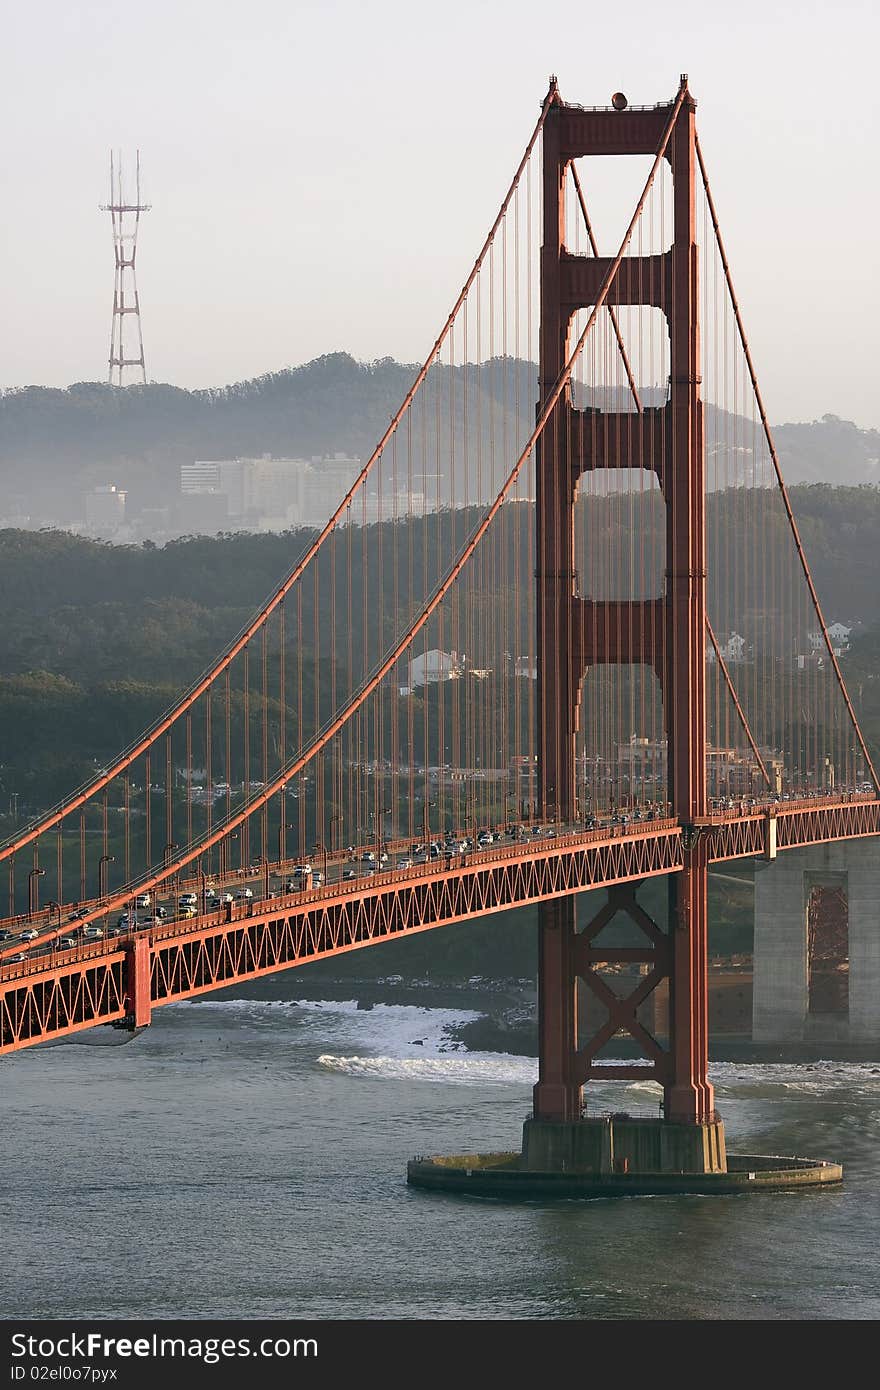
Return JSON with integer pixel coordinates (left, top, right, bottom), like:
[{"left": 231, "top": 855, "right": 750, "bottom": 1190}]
[{"left": 213, "top": 970, "right": 880, "bottom": 1064}]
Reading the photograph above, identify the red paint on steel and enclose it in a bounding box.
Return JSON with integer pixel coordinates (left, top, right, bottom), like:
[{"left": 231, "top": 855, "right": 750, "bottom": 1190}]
[
  {"left": 533, "top": 79, "right": 689, "bottom": 1124},
  {"left": 706, "top": 618, "right": 771, "bottom": 787},
  {"left": 127, "top": 934, "right": 152, "bottom": 1030},
  {"left": 662, "top": 85, "right": 714, "bottom": 1124},
  {"left": 694, "top": 133, "right": 879, "bottom": 796},
  {"left": 2, "top": 802, "right": 879, "bottom": 1052},
  {"left": 0, "top": 86, "right": 559, "bottom": 869}
]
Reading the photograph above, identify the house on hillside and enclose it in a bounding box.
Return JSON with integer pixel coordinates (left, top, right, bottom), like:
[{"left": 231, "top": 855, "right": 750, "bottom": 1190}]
[
  {"left": 706, "top": 631, "right": 750, "bottom": 664},
  {"left": 398, "top": 649, "right": 464, "bottom": 696},
  {"left": 807, "top": 622, "right": 853, "bottom": 658}
]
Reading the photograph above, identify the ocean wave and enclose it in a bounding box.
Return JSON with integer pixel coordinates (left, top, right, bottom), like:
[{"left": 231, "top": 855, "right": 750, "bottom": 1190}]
[
  {"left": 180, "top": 996, "right": 485, "bottom": 1058},
  {"left": 707, "top": 1060, "right": 880, "bottom": 1101},
  {"left": 317, "top": 1053, "right": 536, "bottom": 1085},
  {"left": 172, "top": 999, "right": 880, "bottom": 1099}
]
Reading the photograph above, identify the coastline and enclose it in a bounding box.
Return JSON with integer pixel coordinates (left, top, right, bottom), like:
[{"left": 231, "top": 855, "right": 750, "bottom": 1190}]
[{"left": 211, "top": 969, "right": 880, "bottom": 1065}]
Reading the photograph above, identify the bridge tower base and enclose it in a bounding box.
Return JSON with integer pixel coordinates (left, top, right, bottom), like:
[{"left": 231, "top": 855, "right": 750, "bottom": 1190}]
[
  {"left": 520, "top": 1113, "right": 726, "bottom": 1175},
  {"left": 409, "top": 76, "right": 845, "bottom": 1200},
  {"left": 406, "top": 1147, "right": 842, "bottom": 1197}
]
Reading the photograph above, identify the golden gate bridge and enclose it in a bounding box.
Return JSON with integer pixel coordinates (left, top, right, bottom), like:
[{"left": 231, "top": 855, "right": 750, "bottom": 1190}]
[{"left": 2, "top": 75, "right": 876, "bottom": 1194}]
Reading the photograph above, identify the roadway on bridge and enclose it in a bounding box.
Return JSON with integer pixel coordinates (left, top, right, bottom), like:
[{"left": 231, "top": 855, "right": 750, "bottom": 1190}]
[{"left": 0, "top": 821, "right": 570, "bottom": 964}]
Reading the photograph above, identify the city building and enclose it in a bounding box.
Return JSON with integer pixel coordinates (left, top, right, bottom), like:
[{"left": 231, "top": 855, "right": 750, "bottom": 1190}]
[
  {"left": 180, "top": 453, "right": 363, "bottom": 532},
  {"left": 84, "top": 483, "right": 126, "bottom": 537}
]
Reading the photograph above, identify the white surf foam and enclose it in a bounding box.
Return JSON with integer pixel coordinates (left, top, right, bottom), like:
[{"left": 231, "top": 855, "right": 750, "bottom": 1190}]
[
  {"left": 182, "top": 995, "right": 486, "bottom": 1057},
  {"left": 316, "top": 1053, "right": 537, "bottom": 1086}
]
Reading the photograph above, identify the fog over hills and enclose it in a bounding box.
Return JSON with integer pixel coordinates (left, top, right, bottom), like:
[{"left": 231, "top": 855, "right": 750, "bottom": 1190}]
[{"left": 1, "top": 353, "right": 878, "bottom": 535}]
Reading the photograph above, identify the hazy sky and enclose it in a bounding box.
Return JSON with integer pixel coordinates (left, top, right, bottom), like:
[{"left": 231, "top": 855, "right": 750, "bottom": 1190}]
[{"left": 3, "top": 0, "right": 879, "bottom": 427}]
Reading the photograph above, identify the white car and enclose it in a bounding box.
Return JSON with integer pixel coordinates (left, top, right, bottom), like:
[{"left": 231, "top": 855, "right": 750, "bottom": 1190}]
[
  {"left": 235, "top": 887, "right": 253, "bottom": 900},
  {"left": 178, "top": 892, "right": 198, "bottom": 908},
  {"left": 135, "top": 892, "right": 151, "bottom": 908},
  {"left": 19, "top": 929, "right": 39, "bottom": 942}
]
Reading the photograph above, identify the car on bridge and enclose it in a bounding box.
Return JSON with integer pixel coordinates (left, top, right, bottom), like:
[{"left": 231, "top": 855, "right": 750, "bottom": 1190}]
[
  {"left": 5, "top": 952, "right": 26, "bottom": 963},
  {"left": 19, "top": 929, "right": 39, "bottom": 942},
  {"left": 396, "top": 857, "right": 413, "bottom": 870},
  {"left": 0, "top": 929, "right": 13, "bottom": 941},
  {"left": 235, "top": 887, "right": 253, "bottom": 900},
  {"left": 179, "top": 893, "right": 198, "bottom": 908}
]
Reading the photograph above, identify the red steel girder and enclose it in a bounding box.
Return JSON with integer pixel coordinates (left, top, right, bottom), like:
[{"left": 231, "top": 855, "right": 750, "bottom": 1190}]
[
  {"left": 0, "top": 827, "right": 682, "bottom": 1053},
  {"left": 2, "top": 802, "right": 879, "bottom": 1055}
]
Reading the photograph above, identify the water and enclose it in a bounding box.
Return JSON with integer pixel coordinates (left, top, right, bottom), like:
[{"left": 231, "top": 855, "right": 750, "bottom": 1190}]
[{"left": 2, "top": 988, "right": 878, "bottom": 1321}]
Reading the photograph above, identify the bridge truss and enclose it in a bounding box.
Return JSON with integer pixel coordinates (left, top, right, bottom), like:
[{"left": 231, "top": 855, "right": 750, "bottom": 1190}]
[{"left": 1, "top": 77, "right": 877, "bottom": 1131}]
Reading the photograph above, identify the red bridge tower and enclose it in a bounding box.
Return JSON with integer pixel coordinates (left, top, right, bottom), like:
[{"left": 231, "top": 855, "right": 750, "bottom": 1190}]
[{"left": 531, "top": 76, "right": 723, "bottom": 1171}]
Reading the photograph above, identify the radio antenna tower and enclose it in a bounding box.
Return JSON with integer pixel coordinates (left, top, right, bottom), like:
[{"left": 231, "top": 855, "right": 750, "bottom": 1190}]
[{"left": 100, "top": 149, "right": 151, "bottom": 386}]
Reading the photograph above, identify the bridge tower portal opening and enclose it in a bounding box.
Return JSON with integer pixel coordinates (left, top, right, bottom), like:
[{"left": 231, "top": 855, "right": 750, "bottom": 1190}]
[{"left": 531, "top": 76, "right": 722, "bottom": 1170}]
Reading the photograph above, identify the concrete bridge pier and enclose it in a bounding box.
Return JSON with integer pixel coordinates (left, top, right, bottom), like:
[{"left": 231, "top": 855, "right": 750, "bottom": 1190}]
[{"left": 753, "top": 836, "right": 880, "bottom": 1047}]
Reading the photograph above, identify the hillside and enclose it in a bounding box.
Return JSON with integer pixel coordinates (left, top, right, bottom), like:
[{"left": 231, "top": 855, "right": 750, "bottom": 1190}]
[
  {"left": 0, "top": 480, "right": 877, "bottom": 818},
  {"left": 2, "top": 355, "right": 879, "bottom": 528}
]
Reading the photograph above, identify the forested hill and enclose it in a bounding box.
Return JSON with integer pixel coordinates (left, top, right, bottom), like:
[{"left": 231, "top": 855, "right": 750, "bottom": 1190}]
[
  {"left": 0, "top": 481, "right": 878, "bottom": 816},
  {"left": 1, "top": 353, "right": 878, "bottom": 521}
]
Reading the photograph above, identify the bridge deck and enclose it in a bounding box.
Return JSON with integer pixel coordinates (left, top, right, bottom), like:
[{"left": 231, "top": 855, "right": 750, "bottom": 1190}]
[{"left": 2, "top": 798, "right": 878, "bottom": 1054}]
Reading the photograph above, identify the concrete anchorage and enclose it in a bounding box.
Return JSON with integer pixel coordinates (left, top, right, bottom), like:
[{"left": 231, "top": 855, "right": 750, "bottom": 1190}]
[{"left": 753, "top": 836, "right": 880, "bottom": 1047}]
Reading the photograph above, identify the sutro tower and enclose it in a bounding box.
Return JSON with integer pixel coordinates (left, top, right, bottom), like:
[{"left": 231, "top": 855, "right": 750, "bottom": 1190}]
[{"left": 100, "top": 150, "right": 151, "bottom": 386}]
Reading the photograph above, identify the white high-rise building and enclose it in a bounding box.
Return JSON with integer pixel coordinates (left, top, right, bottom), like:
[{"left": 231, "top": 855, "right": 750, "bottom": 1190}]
[{"left": 181, "top": 454, "right": 363, "bottom": 530}]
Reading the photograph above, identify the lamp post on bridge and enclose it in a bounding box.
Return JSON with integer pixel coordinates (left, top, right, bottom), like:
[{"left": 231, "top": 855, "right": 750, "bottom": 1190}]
[
  {"left": 98, "top": 854, "right": 115, "bottom": 900},
  {"left": 46, "top": 899, "right": 61, "bottom": 937},
  {"left": 258, "top": 854, "right": 270, "bottom": 901},
  {"left": 376, "top": 806, "right": 391, "bottom": 863},
  {"left": 218, "top": 832, "right": 238, "bottom": 881},
  {"left": 163, "top": 842, "right": 179, "bottom": 897},
  {"left": 199, "top": 860, "right": 209, "bottom": 914},
  {"left": 313, "top": 841, "right": 328, "bottom": 882},
  {"left": 27, "top": 868, "right": 46, "bottom": 920},
  {"left": 329, "top": 814, "right": 343, "bottom": 856}
]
